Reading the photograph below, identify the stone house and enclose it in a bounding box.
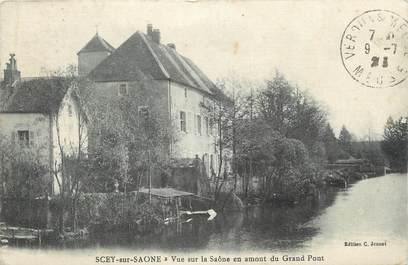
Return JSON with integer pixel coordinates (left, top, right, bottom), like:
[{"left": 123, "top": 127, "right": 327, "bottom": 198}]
[
  {"left": 0, "top": 55, "right": 87, "bottom": 196},
  {"left": 78, "top": 25, "right": 228, "bottom": 182}
]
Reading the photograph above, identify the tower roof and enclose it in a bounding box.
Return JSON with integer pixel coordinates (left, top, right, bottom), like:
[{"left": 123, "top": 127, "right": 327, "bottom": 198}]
[{"left": 77, "top": 33, "right": 115, "bottom": 54}]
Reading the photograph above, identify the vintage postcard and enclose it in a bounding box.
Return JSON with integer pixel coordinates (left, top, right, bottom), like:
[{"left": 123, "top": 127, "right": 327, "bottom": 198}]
[{"left": 0, "top": 0, "right": 406, "bottom": 264}]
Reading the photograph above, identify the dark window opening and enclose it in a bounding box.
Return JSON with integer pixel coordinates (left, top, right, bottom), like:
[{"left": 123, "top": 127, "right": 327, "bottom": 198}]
[
  {"left": 119, "top": 83, "right": 128, "bottom": 96},
  {"left": 180, "top": 111, "right": 186, "bottom": 132},
  {"left": 18, "top": 130, "right": 29, "bottom": 147}
]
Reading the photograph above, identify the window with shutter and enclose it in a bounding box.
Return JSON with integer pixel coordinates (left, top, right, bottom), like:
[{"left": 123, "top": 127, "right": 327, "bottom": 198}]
[
  {"left": 36, "top": 130, "right": 41, "bottom": 147},
  {"left": 187, "top": 112, "right": 193, "bottom": 133},
  {"left": 205, "top": 117, "right": 209, "bottom": 135},
  {"left": 118, "top": 83, "right": 128, "bottom": 96},
  {"left": 29, "top": 131, "right": 35, "bottom": 147},
  {"left": 194, "top": 114, "right": 197, "bottom": 133},
  {"left": 11, "top": 131, "right": 16, "bottom": 144},
  {"left": 209, "top": 118, "right": 214, "bottom": 136},
  {"left": 197, "top": 115, "right": 202, "bottom": 135},
  {"left": 180, "top": 111, "right": 186, "bottom": 132}
]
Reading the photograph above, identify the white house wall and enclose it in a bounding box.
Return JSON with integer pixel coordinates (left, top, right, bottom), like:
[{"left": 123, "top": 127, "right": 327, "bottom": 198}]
[
  {"left": 0, "top": 112, "right": 53, "bottom": 193},
  {"left": 169, "top": 81, "right": 219, "bottom": 176},
  {"left": 92, "top": 79, "right": 222, "bottom": 177},
  {"left": 52, "top": 88, "right": 87, "bottom": 194}
]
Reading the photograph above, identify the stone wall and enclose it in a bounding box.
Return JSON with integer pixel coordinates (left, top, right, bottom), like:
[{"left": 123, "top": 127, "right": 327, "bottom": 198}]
[{"left": 170, "top": 157, "right": 211, "bottom": 197}]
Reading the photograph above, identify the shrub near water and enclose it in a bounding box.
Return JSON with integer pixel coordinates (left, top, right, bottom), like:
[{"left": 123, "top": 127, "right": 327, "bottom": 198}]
[{"left": 76, "top": 192, "right": 161, "bottom": 229}]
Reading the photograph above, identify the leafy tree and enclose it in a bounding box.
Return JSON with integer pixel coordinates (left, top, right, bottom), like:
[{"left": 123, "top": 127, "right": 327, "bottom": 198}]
[
  {"left": 84, "top": 76, "right": 175, "bottom": 195},
  {"left": 214, "top": 75, "right": 258, "bottom": 194},
  {"left": 256, "top": 72, "right": 327, "bottom": 162},
  {"left": 338, "top": 125, "right": 352, "bottom": 155},
  {"left": 322, "top": 123, "right": 348, "bottom": 163},
  {"left": 381, "top": 116, "right": 407, "bottom": 172},
  {"left": 0, "top": 135, "right": 49, "bottom": 199},
  {"left": 0, "top": 133, "right": 50, "bottom": 228},
  {"left": 351, "top": 141, "right": 386, "bottom": 166},
  {"left": 289, "top": 91, "right": 326, "bottom": 149},
  {"left": 227, "top": 72, "right": 338, "bottom": 200},
  {"left": 235, "top": 119, "right": 313, "bottom": 201},
  {"left": 45, "top": 72, "right": 90, "bottom": 233},
  {"left": 256, "top": 71, "right": 296, "bottom": 136}
]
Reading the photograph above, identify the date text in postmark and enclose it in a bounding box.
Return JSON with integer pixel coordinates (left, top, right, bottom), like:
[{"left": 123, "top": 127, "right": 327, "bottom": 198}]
[{"left": 340, "top": 10, "right": 408, "bottom": 88}]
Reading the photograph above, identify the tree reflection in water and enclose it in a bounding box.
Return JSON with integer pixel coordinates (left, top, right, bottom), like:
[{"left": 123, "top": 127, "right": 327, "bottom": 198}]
[{"left": 55, "top": 187, "right": 339, "bottom": 251}]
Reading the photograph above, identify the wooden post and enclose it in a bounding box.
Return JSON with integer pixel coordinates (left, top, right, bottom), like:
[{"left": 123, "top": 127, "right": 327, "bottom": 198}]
[
  {"left": 38, "top": 229, "right": 41, "bottom": 247},
  {"left": 175, "top": 197, "right": 179, "bottom": 218},
  {"left": 148, "top": 150, "right": 151, "bottom": 204}
]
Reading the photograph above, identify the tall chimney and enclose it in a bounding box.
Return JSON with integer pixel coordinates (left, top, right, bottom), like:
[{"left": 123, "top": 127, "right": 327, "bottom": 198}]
[
  {"left": 167, "top": 43, "right": 176, "bottom": 50},
  {"left": 4, "top": 54, "right": 21, "bottom": 86},
  {"left": 147, "top": 24, "right": 153, "bottom": 37},
  {"left": 152, "top": 29, "right": 161, "bottom": 44}
]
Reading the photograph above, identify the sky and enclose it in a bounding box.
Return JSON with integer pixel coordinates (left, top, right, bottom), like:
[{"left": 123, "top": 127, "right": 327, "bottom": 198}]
[{"left": 0, "top": 0, "right": 407, "bottom": 139}]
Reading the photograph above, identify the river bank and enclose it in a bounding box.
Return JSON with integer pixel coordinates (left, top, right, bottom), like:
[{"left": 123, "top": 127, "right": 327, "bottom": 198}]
[
  {"left": 1, "top": 173, "right": 405, "bottom": 265},
  {"left": 0, "top": 171, "right": 399, "bottom": 249}
]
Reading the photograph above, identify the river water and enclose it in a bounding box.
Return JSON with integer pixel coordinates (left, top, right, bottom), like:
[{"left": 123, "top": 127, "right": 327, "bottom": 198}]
[{"left": 0, "top": 173, "right": 406, "bottom": 265}]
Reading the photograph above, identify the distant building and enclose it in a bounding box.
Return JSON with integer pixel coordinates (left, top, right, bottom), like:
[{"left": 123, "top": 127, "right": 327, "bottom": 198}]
[
  {"left": 78, "top": 25, "right": 228, "bottom": 180},
  {"left": 332, "top": 157, "right": 375, "bottom": 174},
  {"left": 0, "top": 54, "right": 87, "bottom": 195}
]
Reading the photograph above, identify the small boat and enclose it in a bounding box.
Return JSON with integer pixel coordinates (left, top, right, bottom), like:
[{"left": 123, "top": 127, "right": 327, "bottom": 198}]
[
  {"left": 327, "top": 177, "right": 348, "bottom": 188},
  {"left": 0, "top": 239, "right": 8, "bottom": 246},
  {"left": 179, "top": 209, "right": 217, "bottom": 221}
]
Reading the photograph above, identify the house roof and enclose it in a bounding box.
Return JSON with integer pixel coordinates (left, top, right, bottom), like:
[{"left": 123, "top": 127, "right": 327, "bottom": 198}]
[
  {"left": 89, "top": 31, "right": 218, "bottom": 95},
  {"left": 77, "top": 33, "right": 115, "bottom": 54},
  {"left": 0, "top": 77, "right": 71, "bottom": 114}
]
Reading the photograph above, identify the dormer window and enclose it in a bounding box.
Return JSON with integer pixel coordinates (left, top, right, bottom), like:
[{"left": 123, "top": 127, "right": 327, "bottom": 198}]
[{"left": 118, "top": 83, "right": 128, "bottom": 96}]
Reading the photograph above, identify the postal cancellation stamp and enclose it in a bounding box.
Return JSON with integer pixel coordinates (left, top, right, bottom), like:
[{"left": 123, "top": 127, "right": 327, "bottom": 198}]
[{"left": 340, "top": 10, "right": 408, "bottom": 88}]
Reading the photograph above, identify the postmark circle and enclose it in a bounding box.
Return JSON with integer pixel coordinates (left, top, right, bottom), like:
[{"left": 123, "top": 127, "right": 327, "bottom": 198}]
[{"left": 340, "top": 10, "right": 408, "bottom": 88}]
